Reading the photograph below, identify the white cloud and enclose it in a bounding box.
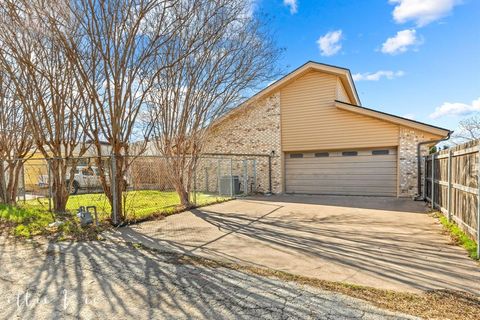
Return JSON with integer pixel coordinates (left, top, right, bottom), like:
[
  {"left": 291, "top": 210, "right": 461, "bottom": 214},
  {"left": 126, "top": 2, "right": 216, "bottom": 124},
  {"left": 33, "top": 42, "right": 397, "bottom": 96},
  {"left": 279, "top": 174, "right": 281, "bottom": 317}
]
[
  {"left": 317, "top": 30, "right": 343, "bottom": 57},
  {"left": 381, "top": 29, "right": 420, "bottom": 54},
  {"left": 429, "top": 97, "right": 480, "bottom": 119},
  {"left": 389, "top": 0, "right": 460, "bottom": 27},
  {"left": 283, "top": 0, "right": 298, "bottom": 14},
  {"left": 352, "top": 70, "right": 405, "bottom": 81},
  {"left": 403, "top": 113, "right": 416, "bottom": 120}
]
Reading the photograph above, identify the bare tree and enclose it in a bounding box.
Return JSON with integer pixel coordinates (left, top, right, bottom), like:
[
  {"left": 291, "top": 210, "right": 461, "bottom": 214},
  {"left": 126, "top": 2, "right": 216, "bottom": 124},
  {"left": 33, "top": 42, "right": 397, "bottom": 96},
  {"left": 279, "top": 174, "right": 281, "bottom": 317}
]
[
  {"left": 453, "top": 115, "right": 480, "bottom": 143},
  {"left": 44, "top": 0, "right": 199, "bottom": 223},
  {"left": 149, "top": 0, "right": 279, "bottom": 208},
  {"left": 0, "top": 70, "right": 34, "bottom": 205},
  {"left": 0, "top": 1, "right": 88, "bottom": 212}
]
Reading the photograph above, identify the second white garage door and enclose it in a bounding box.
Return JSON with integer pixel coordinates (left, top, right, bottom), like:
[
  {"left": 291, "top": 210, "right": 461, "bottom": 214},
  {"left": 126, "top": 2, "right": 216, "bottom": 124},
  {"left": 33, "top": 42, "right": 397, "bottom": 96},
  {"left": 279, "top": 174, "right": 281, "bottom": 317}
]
[{"left": 285, "top": 148, "right": 397, "bottom": 196}]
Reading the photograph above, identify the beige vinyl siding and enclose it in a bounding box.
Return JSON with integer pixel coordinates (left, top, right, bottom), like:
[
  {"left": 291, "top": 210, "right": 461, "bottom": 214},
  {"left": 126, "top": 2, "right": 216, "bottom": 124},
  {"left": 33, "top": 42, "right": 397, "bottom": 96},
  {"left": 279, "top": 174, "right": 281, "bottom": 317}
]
[
  {"left": 280, "top": 71, "right": 399, "bottom": 152},
  {"left": 285, "top": 148, "right": 397, "bottom": 196},
  {"left": 336, "top": 78, "right": 351, "bottom": 103}
]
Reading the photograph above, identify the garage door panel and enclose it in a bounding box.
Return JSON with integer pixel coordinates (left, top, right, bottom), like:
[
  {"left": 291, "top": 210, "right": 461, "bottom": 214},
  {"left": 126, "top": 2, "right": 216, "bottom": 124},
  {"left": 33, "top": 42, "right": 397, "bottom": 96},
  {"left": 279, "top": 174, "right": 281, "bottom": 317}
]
[
  {"left": 285, "top": 155, "right": 396, "bottom": 164},
  {"left": 285, "top": 148, "right": 397, "bottom": 196},
  {"left": 289, "top": 185, "right": 396, "bottom": 193},
  {"left": 285, "top": 161, "right": 397, "bottom": 169},
  {"left": 286, "top": 167, "right": 396, "bottom": 175},
  {"left": 288, "top": 187, "right": 396, "bottom": 196},
  {"left": 286, "top": 179, "right": 396, "bottom": 187},
  {"left": 285, "top": 174, "right": 396, "bottom": 181}
]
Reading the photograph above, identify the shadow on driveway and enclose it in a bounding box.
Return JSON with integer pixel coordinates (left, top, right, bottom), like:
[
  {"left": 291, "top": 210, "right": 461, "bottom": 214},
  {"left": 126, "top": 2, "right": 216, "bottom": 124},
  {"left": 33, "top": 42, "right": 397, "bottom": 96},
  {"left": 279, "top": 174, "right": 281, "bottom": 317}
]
[
  {"left": 0, "top": 233, "right": 420, "bottom": 319},
  {"left": 111, "top": 195, "right": 480, "bottom": 294}
]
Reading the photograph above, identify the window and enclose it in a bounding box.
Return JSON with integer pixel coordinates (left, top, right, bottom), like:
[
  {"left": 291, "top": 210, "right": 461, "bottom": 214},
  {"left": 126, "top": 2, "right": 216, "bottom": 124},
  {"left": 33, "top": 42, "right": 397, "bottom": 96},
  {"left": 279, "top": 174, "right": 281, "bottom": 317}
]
[
  {"left": 342, "top": 151, "right": 358, "bottom": 156},
  {"left": 290, "top": 153, "right": 303, "bottom": 159},
  {"left": 315, "top": 152, "right": 329, "bottom": 157},
  {"left": 372, "top": 149, "right": 390, "bottom": 155}
]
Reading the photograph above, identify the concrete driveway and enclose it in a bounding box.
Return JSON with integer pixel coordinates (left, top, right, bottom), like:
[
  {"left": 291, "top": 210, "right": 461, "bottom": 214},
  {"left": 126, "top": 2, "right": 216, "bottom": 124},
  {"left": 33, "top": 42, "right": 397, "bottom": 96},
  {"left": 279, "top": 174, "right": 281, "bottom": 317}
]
[{"left": 110, "top": 195, "right": 480, "bottom": 294}]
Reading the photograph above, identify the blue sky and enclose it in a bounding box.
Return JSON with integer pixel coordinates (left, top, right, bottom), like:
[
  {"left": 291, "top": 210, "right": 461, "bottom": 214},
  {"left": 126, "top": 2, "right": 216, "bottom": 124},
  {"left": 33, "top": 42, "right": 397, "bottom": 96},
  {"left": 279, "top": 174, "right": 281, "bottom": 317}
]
[{"left": 254, "top": 0, "right": 480, "bottom": 131}]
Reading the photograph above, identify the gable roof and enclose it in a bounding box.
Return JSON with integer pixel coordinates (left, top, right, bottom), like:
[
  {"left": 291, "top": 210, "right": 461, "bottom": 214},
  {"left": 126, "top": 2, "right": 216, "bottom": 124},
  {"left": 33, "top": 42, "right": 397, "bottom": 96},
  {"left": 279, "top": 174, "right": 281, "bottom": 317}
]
[
  {"left": 335, "top": 100, "right": 451, "bottom": 137},
  {"left": 211, "top": 61, "right": 361, "bottom": 127},
  {"left": 249, "top": 61, "right": 361, "bottom": 106}
]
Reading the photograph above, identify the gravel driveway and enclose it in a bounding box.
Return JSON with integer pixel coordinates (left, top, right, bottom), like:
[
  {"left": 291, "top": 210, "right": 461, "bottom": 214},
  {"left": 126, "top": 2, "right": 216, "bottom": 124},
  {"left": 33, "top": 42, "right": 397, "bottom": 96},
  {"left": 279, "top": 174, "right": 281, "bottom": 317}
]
[{"left": 0, "top": 234, "right": 418, "bottom": 319}]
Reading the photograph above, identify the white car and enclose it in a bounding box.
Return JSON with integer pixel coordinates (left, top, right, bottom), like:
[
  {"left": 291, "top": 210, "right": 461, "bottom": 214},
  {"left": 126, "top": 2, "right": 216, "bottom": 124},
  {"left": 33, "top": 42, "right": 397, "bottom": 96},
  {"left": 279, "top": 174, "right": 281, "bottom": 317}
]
[{"left": 39, "top": 166, "right": 128, "bottom": 195}]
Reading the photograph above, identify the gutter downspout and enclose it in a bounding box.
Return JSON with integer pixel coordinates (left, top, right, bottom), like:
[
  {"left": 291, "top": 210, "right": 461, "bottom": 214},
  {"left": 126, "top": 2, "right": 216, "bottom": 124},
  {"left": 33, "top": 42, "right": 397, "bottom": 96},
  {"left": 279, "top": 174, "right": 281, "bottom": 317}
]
[
  {"left": 267, "top": 150, "right": 275, "bottom": 195},
  {"left": 415, "top": 131, "right": 452, "bottom": 200}
]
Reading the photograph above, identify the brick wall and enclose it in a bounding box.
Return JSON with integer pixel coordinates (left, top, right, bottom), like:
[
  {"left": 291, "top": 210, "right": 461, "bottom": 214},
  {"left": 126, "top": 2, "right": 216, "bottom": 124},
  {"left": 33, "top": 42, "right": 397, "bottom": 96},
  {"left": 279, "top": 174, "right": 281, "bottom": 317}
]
[
  {"left": 202, "top": 92, "right": 282, "bottom": 193},
  {"left": 398, "top": 127, "right": 434, "bottom": 197}
]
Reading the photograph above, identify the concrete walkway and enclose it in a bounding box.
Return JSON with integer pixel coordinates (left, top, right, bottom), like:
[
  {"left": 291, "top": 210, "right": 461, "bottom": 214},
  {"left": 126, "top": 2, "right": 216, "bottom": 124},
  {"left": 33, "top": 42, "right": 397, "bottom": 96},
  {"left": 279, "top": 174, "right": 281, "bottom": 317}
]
[{"left": 110, "top": 195, "right": 480, "bottom": 294}]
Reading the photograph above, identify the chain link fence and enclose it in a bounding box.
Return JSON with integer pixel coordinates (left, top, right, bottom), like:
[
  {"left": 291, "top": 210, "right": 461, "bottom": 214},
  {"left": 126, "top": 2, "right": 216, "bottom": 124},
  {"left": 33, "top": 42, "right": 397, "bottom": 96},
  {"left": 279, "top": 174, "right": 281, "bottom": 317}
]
[{"left": 13, "top": 154, "right": 269, "bottom": 224}]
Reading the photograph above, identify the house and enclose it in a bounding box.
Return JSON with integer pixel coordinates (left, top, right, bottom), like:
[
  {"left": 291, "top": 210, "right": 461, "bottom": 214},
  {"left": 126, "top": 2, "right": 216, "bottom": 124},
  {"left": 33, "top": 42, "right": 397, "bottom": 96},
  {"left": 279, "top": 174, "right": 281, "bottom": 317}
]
[
  {"left": 203, "top": 61, "right": 451, "bottom": 197},
  {"left": 22, "top": 141, "right": 112, "bottom": 191}
]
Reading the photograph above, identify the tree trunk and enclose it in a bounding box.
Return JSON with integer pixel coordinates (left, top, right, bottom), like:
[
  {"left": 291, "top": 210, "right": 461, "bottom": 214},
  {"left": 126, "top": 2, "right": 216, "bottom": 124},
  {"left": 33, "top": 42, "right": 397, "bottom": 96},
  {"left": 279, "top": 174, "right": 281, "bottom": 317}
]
[
  {"left": 52, "top": 179, "right": 68, "bottom": 213},
  {"left": 113, "top": 175, "right": 125, "bottom": 223},
  {"left": 6, "top": 161, "right": 17, "bottom": 205},
  {"left": 5, "top": 162, "right": 20, "bottom": 205},
  {"left": 178, "top": 187, "right": 191, "bottom": 208},
  {"left": 0, "top": 161, "right": 7, "bottom": 204},
  {"left": 50, "top": 160, "right": 69, "bottom": 213},
  {"left": 11, "top": 163, "right": 23, "bottom": 203},
  {"left": 173, "top": 179, "right": 191, "bottom": 209},
  {"left": 0, "top": 160, "right": 26, "bottom": 205},
  {"left": 106, "top": 155, "right": 126, "bottom": 224}
]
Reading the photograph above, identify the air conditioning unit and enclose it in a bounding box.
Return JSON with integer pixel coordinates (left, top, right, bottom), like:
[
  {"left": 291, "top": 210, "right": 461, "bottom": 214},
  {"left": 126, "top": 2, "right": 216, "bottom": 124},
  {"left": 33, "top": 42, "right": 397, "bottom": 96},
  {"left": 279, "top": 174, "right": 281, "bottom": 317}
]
[{"left": 219, "top": 175, "right": 240, "bottom": 196}]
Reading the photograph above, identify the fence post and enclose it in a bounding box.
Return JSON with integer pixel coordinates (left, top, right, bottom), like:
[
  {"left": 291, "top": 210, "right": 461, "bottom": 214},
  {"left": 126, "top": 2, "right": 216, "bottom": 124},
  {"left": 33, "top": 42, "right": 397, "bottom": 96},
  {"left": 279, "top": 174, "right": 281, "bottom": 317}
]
[
  {"left": 193, "top": 162, "right": 197, "bottom": 206},
  {"left": 48, "top": 159, "right": 52, "bottom": 212},
  {"left": 477, "top": 146, "right": 480, "bottom": 259},
  {"left": 230, "top": 158, "right": 234, "bottom": 198},
  {"left": 217, "top": 159, "right": 220, "bottom": 195},
  {"left": 205, "top": 167, "right": 208, "bottom": 192},
  {"left": 431, "top": 153, "right": 435, "bottom": 210},
  {"left": 253, "top": 159, "right": 257, "bottom": 193},
  {"left": 21, "top": 162, "right": 26, "bottom": 203},
  {"left": 447, "top": 149, "right": 452, "bottom": 221},
  {"left": 268, "top": 154, "right": 272, "bottom": 194},
  {"left": 111, "top": 154, "right": 119, "bottom": 225},
  {"left": 243, "top": 160, "right": 248, "bottom": 195},
  {"left": 0, "top": 160, "right": 6, "bottom": 203},
  {"left": 422, "top": 156, "right": 426, "bottom": 200}
]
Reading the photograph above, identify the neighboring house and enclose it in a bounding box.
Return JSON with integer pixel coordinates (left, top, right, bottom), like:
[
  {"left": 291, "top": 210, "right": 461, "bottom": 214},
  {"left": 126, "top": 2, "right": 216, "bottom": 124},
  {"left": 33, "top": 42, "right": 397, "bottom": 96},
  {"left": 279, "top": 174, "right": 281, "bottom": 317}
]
[
  {"left": 204, "top": 61, "right": 451, "bottom": 197},
  {"left": 23, "top": 142, "right": 111, "bottom": 191}
]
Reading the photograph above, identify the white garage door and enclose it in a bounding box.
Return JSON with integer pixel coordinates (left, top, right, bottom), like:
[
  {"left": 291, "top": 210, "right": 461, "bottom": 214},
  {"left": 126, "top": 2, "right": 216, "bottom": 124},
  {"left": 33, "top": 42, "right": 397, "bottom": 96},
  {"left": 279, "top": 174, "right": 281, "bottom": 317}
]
[{"left": 285, "top": 148, "right": 397, "bottom": 196}]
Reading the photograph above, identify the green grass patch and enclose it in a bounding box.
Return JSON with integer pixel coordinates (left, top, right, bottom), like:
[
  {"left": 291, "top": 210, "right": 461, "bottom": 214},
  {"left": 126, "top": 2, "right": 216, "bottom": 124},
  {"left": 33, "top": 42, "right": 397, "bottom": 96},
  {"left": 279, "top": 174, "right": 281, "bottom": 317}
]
[
  {"left": 0, "top": 204, "right": 54, "bottom": 237},
  {"left": 1, "top": 190, "right": 229, "bottom": 239},
  {"left": 437, "top": 214, "right": 478, "bottom": 260},
  {"left": 23, "top": 190, "right": 228, "bottom": 221}
]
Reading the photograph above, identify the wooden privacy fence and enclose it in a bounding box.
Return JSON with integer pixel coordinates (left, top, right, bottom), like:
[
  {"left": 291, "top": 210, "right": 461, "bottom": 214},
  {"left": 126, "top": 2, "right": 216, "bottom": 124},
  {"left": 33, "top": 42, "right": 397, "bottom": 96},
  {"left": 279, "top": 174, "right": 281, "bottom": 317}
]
[{"left": 424, "top": 140, "right": 480, "bottom": 257}]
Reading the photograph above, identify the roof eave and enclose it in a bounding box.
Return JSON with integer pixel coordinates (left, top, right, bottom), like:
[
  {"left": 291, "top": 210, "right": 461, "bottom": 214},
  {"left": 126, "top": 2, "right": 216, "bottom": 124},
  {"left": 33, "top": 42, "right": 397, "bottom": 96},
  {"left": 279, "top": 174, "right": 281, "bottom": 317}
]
[{"left": 334, "top": 100, "right": 451, "bottom": 137}]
